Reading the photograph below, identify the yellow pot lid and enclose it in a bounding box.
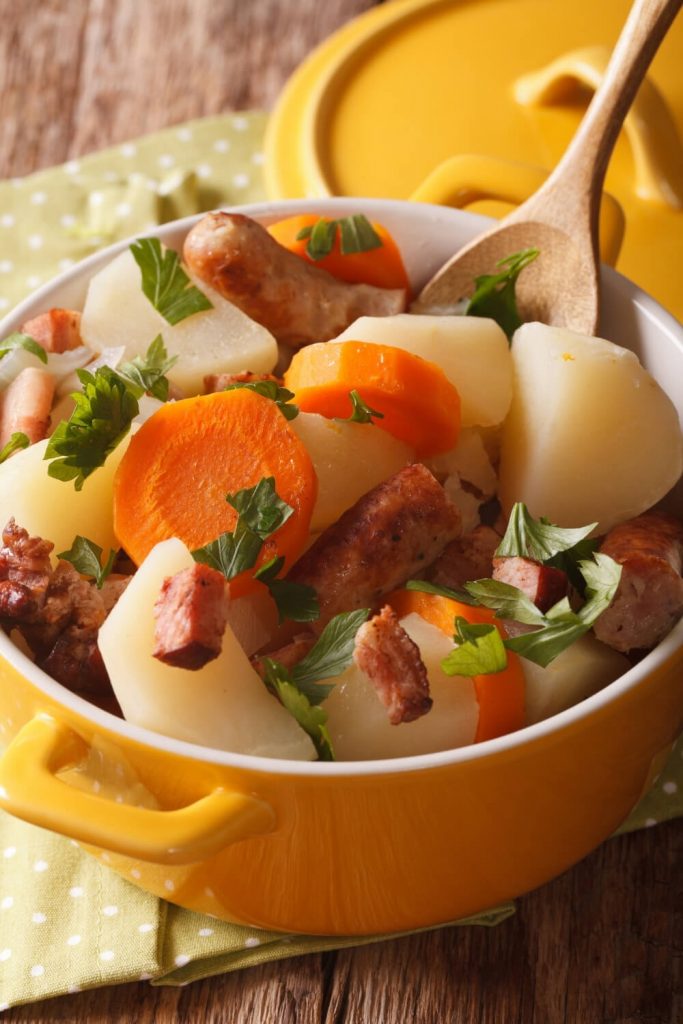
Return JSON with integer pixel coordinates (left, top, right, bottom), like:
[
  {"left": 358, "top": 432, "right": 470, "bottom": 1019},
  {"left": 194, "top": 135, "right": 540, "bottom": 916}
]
[{"left": 265, "top": 0, "right": 683, "bottom": 319}]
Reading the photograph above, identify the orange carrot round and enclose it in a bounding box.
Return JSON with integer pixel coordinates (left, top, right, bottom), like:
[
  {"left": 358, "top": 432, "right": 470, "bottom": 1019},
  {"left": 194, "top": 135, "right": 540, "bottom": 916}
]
[
  {"left": 267, "top": 214, "right": 410, "bottom": 291},
  {"left": 284, "top": 341, "right": 460, "bottom": 458},
  {"left": 113, "top": 389, "right": 317, "bottom": 596},
  {"left": 387, "top": 589, "right": 526, "bottom": 743}
]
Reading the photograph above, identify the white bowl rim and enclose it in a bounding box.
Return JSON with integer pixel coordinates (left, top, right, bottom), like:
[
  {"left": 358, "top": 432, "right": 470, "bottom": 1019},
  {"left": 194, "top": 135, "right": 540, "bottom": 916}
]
[{"left": 1, "top": 196, "right": 682, "bottom": 779}]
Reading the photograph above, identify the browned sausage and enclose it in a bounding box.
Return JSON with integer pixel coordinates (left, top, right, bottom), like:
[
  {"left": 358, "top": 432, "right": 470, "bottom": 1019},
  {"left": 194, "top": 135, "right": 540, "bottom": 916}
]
[
  {"left": 425, "top": 524, "right": 500, "bottom": 589},
  {"left": 204, "top": 370, "right": 280, "bottom": 394},
  {"left": 183, "top": 212, "right": 407, "bottom": 348},
  {"left": 593, "top": 512, "right": 683, "bottom": 652},
  {"left": 353, "top": 605, "right": 432, "bottom": 724},
  {"left": 287, "top": 464, "right": 462, "bottom": 628}
]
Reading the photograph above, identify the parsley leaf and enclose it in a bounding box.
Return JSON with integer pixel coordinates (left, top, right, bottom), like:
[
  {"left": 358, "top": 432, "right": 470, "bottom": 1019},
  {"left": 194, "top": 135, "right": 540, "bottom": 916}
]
[
  {"left": 57, "top": 535, "right": 116, "bottom": 589},
  {"left": 345, "top": 390, "right": 384, "bottom": 424},
  {"left": 117, "top": 335, "right": 178, "bottom": 401},
  {"left": 222, "top": 379, "right": 299, "bottom": 420},
  {"left": 0, "top": 432, "right": 30, "bottom": 464},
  {"left": 261, "top": 658, "right": 335, "bottom": 761},
  {"left": 192, "top": 478, "right": 313, "bottom": 626},
  {"left": 254, "top": 556, "right": 319, "bottom": 624},
  {"left": 463, "top": 579, "right": 546, "bottom": 626},
  {"left": 441, "top": 617, "right": 507, "bottom": 676},
  {"left": 130, "top": 237, "right": 213, "bottom": 325},
  {"left": 405, "top": 578, "right": 479, "bottom": 606},
  {"left": 44, "top": 366, "right": 139, "bottom": 490},
  {"left": 0, "top": 332, "right": 47, "bottom": 364},
  {"left": 466, "top": 248, "right": 539, "bottom": 340},
  {"left": 227, "top": 477, "right": 293, "bottom": 539},
  {"left": 291, "top": 608, "right": 370, "bottom": 692},
  {"left": 496, "top": 502, "right": 596, "bottom": 563},
  {"left": 295, "top": 214, "right": 382, "bottom": 261}
]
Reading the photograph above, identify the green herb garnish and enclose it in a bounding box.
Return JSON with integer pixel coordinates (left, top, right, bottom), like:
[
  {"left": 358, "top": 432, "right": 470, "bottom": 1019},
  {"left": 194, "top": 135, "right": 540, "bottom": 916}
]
[
  {"left": 117, "top": 335, "right": 178, "bottom": 402},
  {"left": 260, "top": 608, "right": 371, "bottom": 760},
  {"left": 222, "top": 379, "right": 299, "bottom": 421},
  {"left": 254, "top": 556, "right": 319, "bottom": 624},
  {"left": 57, "top": 535, "right": 116, "bottom": 589},
  {"left": 130, "top": 237, "right": 213, "bottom": 325},
  {"left": 0, "top": 432, "right": 30, "bottom": 464},
  {"left": 44, "top": 366, "right": 139, "bottom": 490},
  {"left": 0, "top": 332, "right": 47, "bottom": 364},
  {"left": 405, "top": 578, "right": 479, "bottom": 606},
  {"left": 345, "top": 390, "right": 384, "bottom": 425},
  {"left": 496, "top": 503, "right": 597, "bottom": 563},
  {"left": 296, "top": 214, "right": 382, "bottom": 261},
  {"left": 192, "top": 478, "right": 317, "bottom": 625},
  {"left": 466, "top": 248, "right": 539, "bottom": 340},
  {"left": 441, "top": 617, "right": 507, "bottom": 676},
  {"left": 261, "top": 658, "right": 335, "bottom": 761}
]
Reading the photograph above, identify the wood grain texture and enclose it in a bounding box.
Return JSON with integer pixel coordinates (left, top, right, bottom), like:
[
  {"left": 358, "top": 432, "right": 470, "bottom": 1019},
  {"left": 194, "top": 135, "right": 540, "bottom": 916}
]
[{"left": 0, "top": 1, "right": 681, "bottom": 1021}]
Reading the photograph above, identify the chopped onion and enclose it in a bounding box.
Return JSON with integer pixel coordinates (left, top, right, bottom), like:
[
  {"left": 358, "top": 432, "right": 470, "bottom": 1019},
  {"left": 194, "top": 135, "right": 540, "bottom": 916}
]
[{"left": 55, "top": 345, "right": 126, "bottom": 399}]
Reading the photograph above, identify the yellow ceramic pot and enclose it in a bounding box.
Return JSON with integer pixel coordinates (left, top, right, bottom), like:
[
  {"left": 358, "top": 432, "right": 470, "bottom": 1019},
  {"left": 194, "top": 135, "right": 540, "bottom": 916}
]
[{"left": 0, "top": 199, "right": 681, "bottom": 936}]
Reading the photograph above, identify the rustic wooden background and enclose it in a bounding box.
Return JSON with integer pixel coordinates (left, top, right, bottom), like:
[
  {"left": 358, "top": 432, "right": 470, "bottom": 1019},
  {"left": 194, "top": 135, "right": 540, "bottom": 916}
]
[{"left": 0, "top": 1, "right": 681, "bottom": 1021}]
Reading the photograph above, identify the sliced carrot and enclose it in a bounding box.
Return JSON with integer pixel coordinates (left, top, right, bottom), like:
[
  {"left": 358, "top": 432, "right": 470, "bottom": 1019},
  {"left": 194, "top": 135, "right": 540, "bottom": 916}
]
[
  {"left": 113, "top": 389, "right": 317, "bottom": 597},
  {"left": 267, "top": 214, "right": 410, "bottom": 291},
  {"left": 284, "top": 341, "right": 460, "bottom": 458},
  {"left": 387, "top": 589, "right": 526, "bottom": 743}
]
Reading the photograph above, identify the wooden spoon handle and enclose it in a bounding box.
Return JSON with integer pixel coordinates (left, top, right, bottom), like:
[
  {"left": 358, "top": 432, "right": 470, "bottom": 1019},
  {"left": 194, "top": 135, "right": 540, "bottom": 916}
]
[{"left": 511, "top": 0, "right": 681, "bottom": 238}]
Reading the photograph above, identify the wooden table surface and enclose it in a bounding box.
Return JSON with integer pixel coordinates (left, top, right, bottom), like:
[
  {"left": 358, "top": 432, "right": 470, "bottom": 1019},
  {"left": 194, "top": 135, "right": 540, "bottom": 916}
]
[{"left": 0, "top": 1, "right": 681, "bottom": 1021}]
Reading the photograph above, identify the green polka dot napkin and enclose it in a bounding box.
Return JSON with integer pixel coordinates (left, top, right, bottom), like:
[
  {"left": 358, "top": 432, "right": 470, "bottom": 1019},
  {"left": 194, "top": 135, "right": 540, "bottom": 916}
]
[{"left": 0, "top": 112, "right": 682, "bottom": 1011}]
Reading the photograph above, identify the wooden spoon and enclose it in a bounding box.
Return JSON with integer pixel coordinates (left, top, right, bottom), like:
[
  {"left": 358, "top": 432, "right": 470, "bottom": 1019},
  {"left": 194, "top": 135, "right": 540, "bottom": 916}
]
[{"left": 412, "top": 0, "right": 682, "bottom": 333}]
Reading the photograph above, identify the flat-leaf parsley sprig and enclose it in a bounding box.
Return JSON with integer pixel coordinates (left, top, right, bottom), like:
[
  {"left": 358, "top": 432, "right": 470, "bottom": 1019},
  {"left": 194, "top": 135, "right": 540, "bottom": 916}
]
[
  {"left": 44, "top": 366, "right": 139, "bottom": 491},
  {"left": 130, "top": 237, "right": 213, "bottom": 325},
  {"left": 261, "top": 608, "right": 370, "bottom": 760},
  {"left": 192, "top": 477, "right": 319, "bottom": 624}
]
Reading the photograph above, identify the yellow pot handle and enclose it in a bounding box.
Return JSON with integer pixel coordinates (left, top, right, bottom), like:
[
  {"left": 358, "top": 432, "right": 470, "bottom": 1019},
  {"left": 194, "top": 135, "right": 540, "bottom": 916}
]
[
  {"left": 0, "top": 714, "right": 275, "bottom": 864},
  {"left": 410, "top": 153, "right": 625, "bottom": 266}
]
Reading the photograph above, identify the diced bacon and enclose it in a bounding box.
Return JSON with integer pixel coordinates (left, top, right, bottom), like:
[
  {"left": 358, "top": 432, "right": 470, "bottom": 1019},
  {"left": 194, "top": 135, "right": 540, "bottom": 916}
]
[
  {"left": 594, "top": 512, "right": 683, "bottom": 652},
  {"left": 287, "top": 464, "right": 462, "bottom": 629},
  {"left": 183, "top": 212, "right": 406, "bottom": 349},
  {"left": 492, "top": 556, "right": 568, "bottom": 612},
  {"left": 353, "top": 605, "right": 432, "bottom": 725},
  {"left": 0, "top": 367, "right": 56, "bottom": 447},
  {"left": 21, "top": 309, "right": 83, "bottom": 353},
  {"left": 152, "top": 563, "right": 229, "bottom": 670},
  {"left": 251, "top": 632, "right": 316, "bottom": 678},
  {"left": 0, "top": 518, "right": 53, "bottom": 603}
]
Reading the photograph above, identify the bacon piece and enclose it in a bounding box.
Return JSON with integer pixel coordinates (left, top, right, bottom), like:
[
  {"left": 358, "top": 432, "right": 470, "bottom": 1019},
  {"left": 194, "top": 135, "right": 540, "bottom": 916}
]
[
  {"left": 204, "top": 370, "right": 280, "bottom": 394},
  {"left": 426, "top": 524, "right": 500, "bottom": 589},
  {"left": 593, "top": 512, "right": 683, "bottom": 652},
  {"left": 353, "top": 605, "right": 431, "bottom": 724},
  {"left": 0, "top": 367, "right": 56, "bottom": 447},
  {"left": 20, "top": 309, "right": 83, "bottom": 353},
  {"left": 287, "top": 464, "right": 462, "bottom": 629},
  {"left": 153, "top": 563, "right": 228, "bottom": 670},
  {"left": 492, "top": 556, "right": 568, "bottom": 613},
  {"left": 183, "top": 212, "right": 407, "bottom": 349}
]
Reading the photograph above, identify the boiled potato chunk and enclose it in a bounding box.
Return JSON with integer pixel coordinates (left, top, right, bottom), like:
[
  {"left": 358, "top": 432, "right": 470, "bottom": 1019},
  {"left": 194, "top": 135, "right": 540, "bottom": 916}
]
[
  {"left": 81, "top": 249, "right": 278, "bottom": 395},
  {"left": 323, "top": 613, "right": 478, "bottom": 759},
  {"left": 290, "top": 412, "right": 413, "bottom": 532},
  {"left": 499, "top": 323, "right": 683, "bottom": 533},
  {"left": 334, "top": 314, "right": 512, "bottom": 428},
  {"left": 0, "top": 435, "right": 131, "bottom": 561},
  {"left": 523, "top": 634, "right": 629, "bottom": 725},
  {"left": 98, "top": 538, "right": 315, "bottom": 760}
]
